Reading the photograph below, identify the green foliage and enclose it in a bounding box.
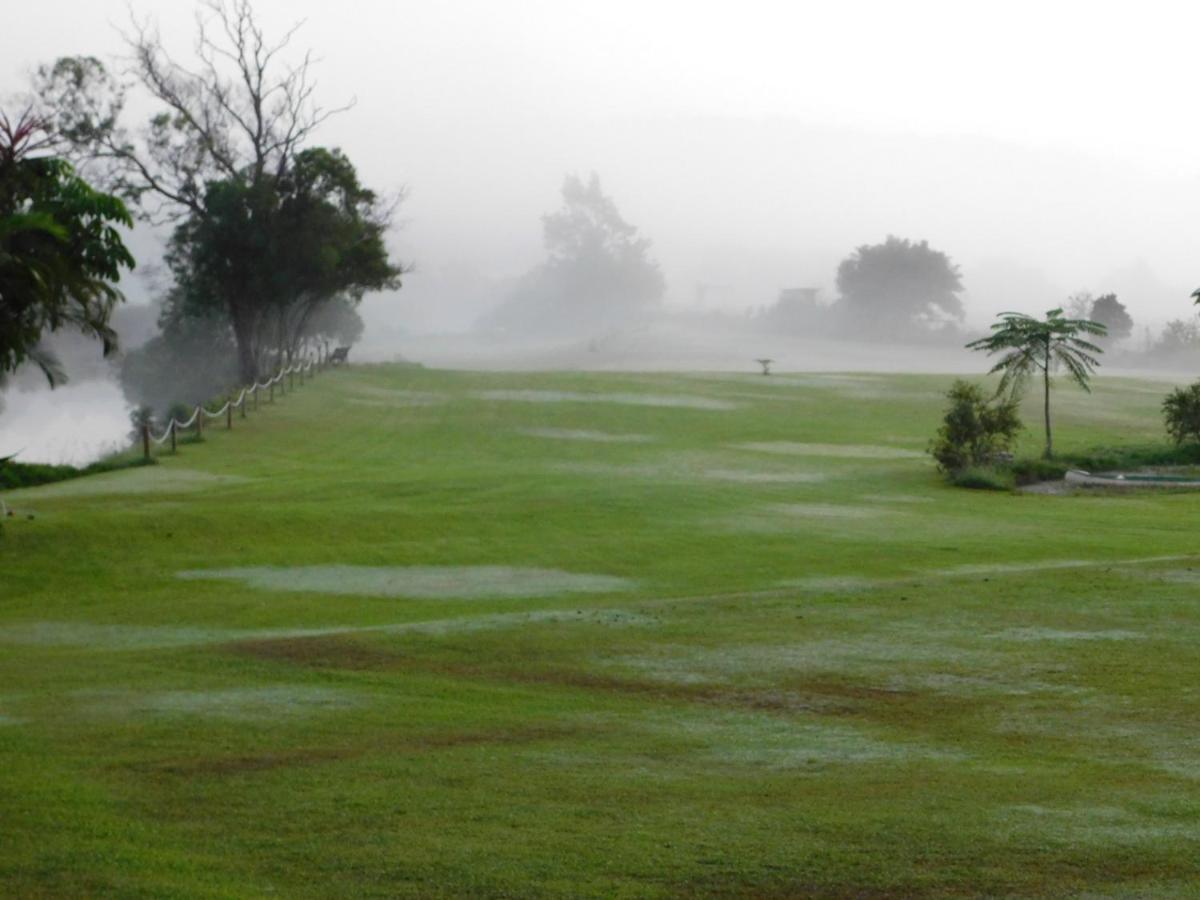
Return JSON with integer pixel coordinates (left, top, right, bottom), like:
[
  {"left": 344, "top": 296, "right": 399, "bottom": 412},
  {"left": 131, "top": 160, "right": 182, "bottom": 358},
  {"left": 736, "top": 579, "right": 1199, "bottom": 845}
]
[
  {"left": 165, "top": 402, "right": 194, "bottom": 426},
  {"left": 1163, "top": 382, "right": 1200, "bottom": 445},
  {"left": 1009, "top": 457, "right": 1069, "bottom": 485},
  {"left": 1009, "top": 442, "right": 1200, "bottom": 485},
  {"left": 165, "top": 147, "right": 400, "bottom": 381},
  {"left": 929, "top": 379, "right": 1022, "bottom": 473},
  {"left": 835, "top": 235, "right": 964, "bottom": 338},
  {"left": 966, "top": 307, "right": 1105, "bottom": 458},
  {"left": 0, "top": 111, "right": 133, "bottom": 385},
  {"left": 949, "top": 465, "right": 1015, "bottom": 491},
  {"left": 34, "top": 10, "right": 401, "bottom": 385},
  {"left": 0, "top": 454, "right": 151, "bottom": 491}
]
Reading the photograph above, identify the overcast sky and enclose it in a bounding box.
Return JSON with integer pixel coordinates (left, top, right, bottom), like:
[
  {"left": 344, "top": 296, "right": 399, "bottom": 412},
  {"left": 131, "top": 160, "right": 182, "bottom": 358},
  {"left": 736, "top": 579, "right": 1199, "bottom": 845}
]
[{"left": 4, "top": 0, "right": 1199, "bottom": 332}]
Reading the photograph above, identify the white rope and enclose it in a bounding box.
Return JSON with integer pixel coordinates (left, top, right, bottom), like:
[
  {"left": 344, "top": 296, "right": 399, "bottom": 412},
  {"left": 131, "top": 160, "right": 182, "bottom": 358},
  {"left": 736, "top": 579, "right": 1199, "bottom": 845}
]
[
  {"left": 175, "top": 407, "right": 201, "bottom": 429},
  {"left": 201, "top": 401, "right": 231, "bottom": 420},
  {"left": 139, "top": 357, "right": 320, "bottom": 455}
]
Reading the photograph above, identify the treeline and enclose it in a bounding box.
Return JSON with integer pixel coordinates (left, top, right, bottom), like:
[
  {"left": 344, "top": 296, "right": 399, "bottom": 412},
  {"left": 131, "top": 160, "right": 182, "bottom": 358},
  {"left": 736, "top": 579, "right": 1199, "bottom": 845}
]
[{"left": 8, "top": 2, "right": 403, "bottom": 419}]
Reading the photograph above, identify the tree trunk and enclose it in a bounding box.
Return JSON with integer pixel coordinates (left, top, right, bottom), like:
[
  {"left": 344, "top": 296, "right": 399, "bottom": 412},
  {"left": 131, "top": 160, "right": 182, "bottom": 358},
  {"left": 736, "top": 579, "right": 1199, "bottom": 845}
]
[
  {"left": 231, "top": 306, "right": 259, "bottom": 385},
  {"left": 1042, "top": 347, "right": 1053, "bottom": 459}
]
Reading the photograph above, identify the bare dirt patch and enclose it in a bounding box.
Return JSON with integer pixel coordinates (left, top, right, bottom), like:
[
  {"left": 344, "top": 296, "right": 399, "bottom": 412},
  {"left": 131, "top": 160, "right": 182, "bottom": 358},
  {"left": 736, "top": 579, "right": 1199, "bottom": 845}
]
[
  {"left": 229, "top": 633, "right": 405, "bottom": 670},
  {"left": 77, "top": 685, "right": 358, "bottom": 720}
]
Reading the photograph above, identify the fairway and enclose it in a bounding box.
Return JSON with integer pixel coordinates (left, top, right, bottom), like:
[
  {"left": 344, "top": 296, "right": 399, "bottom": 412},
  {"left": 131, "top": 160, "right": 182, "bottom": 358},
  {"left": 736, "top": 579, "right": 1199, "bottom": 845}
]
[{"left": 4, "top": 365, "right": 1200, "bottom": 897}]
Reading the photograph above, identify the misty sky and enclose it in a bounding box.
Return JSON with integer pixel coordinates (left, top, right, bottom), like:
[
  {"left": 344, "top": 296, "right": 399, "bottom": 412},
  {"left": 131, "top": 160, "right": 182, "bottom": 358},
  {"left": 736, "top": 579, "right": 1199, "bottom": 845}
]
[{"left": 4, "top": 0, "right": 1199, "bottom": 334}]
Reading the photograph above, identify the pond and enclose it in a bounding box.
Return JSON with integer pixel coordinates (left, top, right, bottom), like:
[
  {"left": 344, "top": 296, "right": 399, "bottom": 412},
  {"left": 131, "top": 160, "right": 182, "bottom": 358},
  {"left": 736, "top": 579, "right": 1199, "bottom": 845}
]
[{"left": 0, "top": 378, "right": 132, "bottom": 466}]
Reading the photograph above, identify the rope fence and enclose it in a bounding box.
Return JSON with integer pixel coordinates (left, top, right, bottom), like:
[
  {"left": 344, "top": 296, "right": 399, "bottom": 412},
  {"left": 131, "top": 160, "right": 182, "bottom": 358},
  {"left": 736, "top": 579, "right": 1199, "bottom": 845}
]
[{"left": 137, "top": 345, "right": 347, "bottom": 461}]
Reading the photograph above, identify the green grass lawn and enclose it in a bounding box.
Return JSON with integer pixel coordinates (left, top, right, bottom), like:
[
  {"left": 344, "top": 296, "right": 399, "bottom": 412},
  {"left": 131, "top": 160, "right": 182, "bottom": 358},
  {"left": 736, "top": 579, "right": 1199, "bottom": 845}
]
[{"left": 3, "top": 366, "right": 1200, "bottom": 898}]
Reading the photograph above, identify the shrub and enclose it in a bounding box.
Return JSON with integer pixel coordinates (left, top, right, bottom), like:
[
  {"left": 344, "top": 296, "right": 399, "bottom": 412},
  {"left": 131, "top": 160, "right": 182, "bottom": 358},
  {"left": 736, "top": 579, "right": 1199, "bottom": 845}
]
[
  {"left": 1010, "top": 458, "right": 1068, "bottom": 485},
  {"left": 165, "top": 402, "right": 193, "bottom": 426},
  {"left": 929, "top": 380, "right": 1023, "bottom": 473},
  {"left": 950, "top": 466, "right": 1015, "bottom": 491},
  {"left": 1163, "top": 382, "right": 1200, "bottom": 445}
]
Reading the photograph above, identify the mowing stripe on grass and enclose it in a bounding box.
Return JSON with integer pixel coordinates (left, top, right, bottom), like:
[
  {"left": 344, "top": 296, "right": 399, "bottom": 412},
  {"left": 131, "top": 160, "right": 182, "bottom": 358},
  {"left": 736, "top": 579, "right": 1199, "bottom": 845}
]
[{"left": 175, "top": 565, "right": 636, "bottom": 599}]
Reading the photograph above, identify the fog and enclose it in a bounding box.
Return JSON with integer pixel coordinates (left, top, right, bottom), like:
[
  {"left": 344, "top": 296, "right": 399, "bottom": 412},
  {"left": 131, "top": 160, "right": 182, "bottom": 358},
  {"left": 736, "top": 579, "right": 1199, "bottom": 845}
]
[{"left": 3, "top": 1, "right": 1199, "bottom": 461}]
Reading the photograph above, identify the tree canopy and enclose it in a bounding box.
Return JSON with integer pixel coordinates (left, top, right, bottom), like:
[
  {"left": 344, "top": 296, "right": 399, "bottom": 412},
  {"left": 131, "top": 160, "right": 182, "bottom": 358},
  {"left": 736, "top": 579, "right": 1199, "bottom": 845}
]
[
  {"left": 966, "top": 308, "right": 1105, "bottom": 458},
  {"left": 167, "top": 146, "right": 399, "bottom": 376},
  {"left": 835, "top": 236, "right": 964, "bottom": 338},
  {"left": 33, "top": 1, "right": 401, "bottom": 383},
  {"left": 0, "top": 111, "right": 134, "bottom": 386},
  {"left": 484, "top": 173, "right": 664, "bottom": 337}
]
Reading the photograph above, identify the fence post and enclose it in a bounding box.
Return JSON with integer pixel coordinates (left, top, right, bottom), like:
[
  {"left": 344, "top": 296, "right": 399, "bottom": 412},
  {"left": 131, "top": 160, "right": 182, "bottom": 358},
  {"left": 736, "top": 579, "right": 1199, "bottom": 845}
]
[
  {"left": 289, "top": 370, "right": 295, "bottom": 391},
  {"left": 299, "top": 366, "right": 304, "bottom": 386},
  {"left": 269, "top": 381, "right": 275, "bottom": 403},
  {"left": 170, "top": 420, "right": 177, "bottom": 453},
  {"left": 196, "top": 407, "right": 203, "bottom": 440},
  {"left": 254, "top": 385, "right": 259, "bottom": 411},
  {"left": 240, "top": 393, "right": 247, "bottom": 419},
  {"left": 142, "top": 424, "right": 150, "bottom": 462},
  {"left": 227, "top": 402, "right": 233, "bottom": 430}
]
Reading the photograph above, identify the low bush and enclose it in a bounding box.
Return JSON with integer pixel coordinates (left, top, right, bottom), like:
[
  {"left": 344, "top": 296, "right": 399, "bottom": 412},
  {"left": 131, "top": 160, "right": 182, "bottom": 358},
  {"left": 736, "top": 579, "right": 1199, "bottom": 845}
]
[
  {"left": 0, "top": 455, "right": 153, "bottom": 491},
  {"left": 1163, "top": 382, "right": 1200, "bottom": 445},
  {"left": 951, "top": 465, "right": 1015, "bottom": 491},
  {"left": 929, "top": 380, "right": 1022, "bottom": 474}
]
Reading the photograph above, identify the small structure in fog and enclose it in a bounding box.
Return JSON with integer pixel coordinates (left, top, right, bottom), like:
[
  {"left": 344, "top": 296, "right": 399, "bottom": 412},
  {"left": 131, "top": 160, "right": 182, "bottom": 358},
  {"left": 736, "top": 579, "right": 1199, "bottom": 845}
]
[{"left": 755, "top": 358, "right": 773, "bottom": 375}]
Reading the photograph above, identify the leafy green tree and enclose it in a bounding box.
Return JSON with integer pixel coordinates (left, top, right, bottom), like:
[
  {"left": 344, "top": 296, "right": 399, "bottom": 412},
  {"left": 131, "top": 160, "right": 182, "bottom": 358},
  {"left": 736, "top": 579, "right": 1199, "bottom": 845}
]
[
  {"left": 166, "top": 147, "right": 399, "bottom": 375},
  {"left": 0, "top": 111, "right": 133, "bottom": 386},
  {"left": 928, "top": 380, "right": 1022, "bottom": 473},
  {"left": 32, "top": 2, "right": 401, "bottom": 383},
  {"left": 834, "top": 236, "right": 964, "bottom": 338},
  {"left": 966, "top": 309, "right": 1105, "bottom": 458}
]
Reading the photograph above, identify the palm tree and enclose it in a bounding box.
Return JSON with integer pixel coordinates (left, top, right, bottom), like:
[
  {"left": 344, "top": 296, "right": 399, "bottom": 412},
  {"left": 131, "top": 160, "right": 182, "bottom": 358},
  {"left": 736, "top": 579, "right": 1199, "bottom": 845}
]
[{"left": 966, "top": 309, "right": 1105, "bottom": 458}]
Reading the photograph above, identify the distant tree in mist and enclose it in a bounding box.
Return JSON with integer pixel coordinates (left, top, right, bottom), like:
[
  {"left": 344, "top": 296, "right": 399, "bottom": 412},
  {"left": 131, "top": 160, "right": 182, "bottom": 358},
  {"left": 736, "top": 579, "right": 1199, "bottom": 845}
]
[
  {"left": 482, "top": 173, "right": 664, "bottom": 337},
  {"left": 1089, "top": 293, "right": 1132, "bottom": 344},
  {"left": 1155, "top": 317, "right": 1200, "bottom": 358},
  {"left": 118, "top": 290, "right": 238, "bottom": 417},
  {"left": 834, "top": 236, "right": 964, "bottom": 339},
  {"left": 1065, "top": 292, "right": 1094, "bottom": 320},
  {"left": 32, "top": 2, "right": 402, "bottom": 383}
]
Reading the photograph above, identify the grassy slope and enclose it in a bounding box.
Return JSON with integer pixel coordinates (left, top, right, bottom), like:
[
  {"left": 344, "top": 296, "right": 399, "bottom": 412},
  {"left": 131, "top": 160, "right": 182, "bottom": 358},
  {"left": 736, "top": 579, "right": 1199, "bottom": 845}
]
[{"left": 2, "top": 367, "right": 1200, "bottom": 897}]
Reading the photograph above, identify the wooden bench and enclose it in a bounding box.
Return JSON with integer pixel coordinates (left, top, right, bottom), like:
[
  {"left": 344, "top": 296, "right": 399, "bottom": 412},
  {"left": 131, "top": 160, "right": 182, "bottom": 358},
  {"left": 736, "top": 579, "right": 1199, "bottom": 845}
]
[{"left": 329, "top": 346, "right": 351, "bottom": 367}]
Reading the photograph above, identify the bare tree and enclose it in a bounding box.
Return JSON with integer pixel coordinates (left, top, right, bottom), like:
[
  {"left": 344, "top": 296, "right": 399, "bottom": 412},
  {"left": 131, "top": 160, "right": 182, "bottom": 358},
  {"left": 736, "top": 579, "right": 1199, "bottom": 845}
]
[
  {"left": 31, "top": 2, "right": 393, "bottom": 383},
  {"left": 36, "top": 0, "right": 351, "bottom": 222}
]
